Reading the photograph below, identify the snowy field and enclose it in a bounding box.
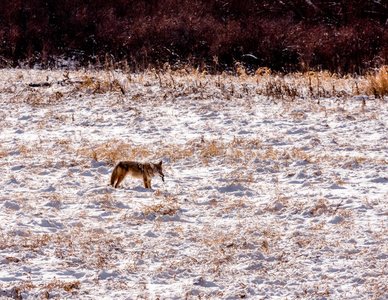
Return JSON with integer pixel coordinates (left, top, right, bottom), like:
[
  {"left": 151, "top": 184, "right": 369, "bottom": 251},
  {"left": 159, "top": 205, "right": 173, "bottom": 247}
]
[{"left": 0, "top": 68, "right": 387, "bottom": 299}]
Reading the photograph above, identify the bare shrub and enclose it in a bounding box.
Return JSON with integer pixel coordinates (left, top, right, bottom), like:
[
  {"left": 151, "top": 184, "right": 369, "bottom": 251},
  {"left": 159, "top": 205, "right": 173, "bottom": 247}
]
[{"left": 1, "top": 1, "right": 387, "bottom": 73}]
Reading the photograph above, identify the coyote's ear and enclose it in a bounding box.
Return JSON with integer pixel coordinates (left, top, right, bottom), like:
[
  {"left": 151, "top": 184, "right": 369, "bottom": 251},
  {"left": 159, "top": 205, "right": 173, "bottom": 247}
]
[{"left": 159, "top": 160, "right": 163, "bottom": 165}]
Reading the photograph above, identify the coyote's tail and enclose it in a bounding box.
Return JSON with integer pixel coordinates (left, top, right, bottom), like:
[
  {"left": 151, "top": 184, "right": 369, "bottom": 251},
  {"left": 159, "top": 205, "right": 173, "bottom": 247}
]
[{"left": 110, "top": 164, "right": 119, "bottom": 186}]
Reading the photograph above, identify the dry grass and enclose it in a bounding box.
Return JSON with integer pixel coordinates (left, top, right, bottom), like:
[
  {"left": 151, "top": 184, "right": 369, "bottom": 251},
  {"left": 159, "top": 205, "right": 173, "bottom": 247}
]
[
  {"left": 0, "top": 67, "right": 387, "bottom": 299},
  {"left": 3, "top": 66, "right": 384, "bottom": 113},
  {"left": 367, "top": 66, "right": 388, "bottom": 98},
  {"left": 41, "top": 278, "right": 81, "bottom": 293}
]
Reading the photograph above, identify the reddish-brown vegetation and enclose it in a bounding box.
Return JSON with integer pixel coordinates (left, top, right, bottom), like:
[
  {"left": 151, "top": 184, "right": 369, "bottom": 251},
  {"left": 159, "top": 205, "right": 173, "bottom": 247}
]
[{"left": 0, "top": 0, "right": 387, "bottom": 73}]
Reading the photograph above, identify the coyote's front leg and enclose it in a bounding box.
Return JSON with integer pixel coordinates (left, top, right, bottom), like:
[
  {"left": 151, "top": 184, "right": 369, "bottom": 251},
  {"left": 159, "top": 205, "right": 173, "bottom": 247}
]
[{"left": 143, "top": 174, "right": 150, "bottom": 188}]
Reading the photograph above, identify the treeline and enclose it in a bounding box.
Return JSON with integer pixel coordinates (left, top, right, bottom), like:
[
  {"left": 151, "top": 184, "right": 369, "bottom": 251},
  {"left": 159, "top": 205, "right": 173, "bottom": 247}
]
[{"left": 1, "top": 0, "right": 388, "bottom": 73}]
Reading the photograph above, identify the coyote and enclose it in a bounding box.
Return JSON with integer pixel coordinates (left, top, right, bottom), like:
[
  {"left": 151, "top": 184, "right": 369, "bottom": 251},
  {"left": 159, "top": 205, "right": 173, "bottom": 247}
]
[{"left": 110, "top": 161, "right": 164, "bottom": 189}]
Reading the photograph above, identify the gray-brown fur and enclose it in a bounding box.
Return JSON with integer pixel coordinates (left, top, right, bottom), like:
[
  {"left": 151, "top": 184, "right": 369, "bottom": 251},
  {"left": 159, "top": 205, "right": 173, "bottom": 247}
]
[{"left": 110, "top": 161, "right": 164, "bottom": 189}]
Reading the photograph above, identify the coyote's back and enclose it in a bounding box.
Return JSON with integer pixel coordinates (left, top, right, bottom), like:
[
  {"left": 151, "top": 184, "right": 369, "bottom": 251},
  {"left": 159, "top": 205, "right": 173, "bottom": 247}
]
[{"left": 111, "top": 161, "right": 164, "bottom": 189}]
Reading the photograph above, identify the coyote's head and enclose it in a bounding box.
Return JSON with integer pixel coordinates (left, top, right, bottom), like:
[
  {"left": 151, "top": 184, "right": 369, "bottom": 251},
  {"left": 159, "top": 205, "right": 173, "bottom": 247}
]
[{"left": 154, "top": 160, "right": 164, "bottom": 182}]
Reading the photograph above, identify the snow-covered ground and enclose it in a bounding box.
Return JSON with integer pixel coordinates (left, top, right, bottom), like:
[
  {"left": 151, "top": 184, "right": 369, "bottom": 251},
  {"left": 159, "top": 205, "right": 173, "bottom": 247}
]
[{"left": 0, "top": 68, "right": 387, "bottom": 299}]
